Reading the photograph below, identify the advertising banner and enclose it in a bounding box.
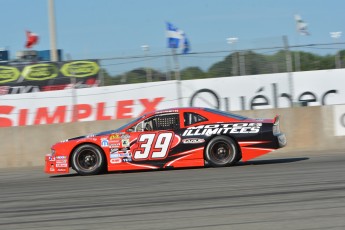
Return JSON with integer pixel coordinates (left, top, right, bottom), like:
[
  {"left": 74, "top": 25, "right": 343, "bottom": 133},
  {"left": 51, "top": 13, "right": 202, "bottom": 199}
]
[
  {"left": 181, "top": 69, "right": 345, "bottom": 111},
  {"left": 0, "top": 60, "right": 100, "bottom": 94},
  {"left": 181, "top": 73, "right": 290, "bottom": 111},
  {"left": 0, "top": 81, "right": 178, "bottom": 127},
  {"left": 1, "top": 69, "right": 345, "bottom": 127}
]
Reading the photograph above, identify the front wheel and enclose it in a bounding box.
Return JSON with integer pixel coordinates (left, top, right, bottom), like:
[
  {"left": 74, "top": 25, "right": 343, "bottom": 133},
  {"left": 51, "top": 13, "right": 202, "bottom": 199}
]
[
  {"left": 205, "top": 136, "right": 239, "bottom": 167},
  {"left": 71, "top": 144, "right": 106, "bottom": 175}
]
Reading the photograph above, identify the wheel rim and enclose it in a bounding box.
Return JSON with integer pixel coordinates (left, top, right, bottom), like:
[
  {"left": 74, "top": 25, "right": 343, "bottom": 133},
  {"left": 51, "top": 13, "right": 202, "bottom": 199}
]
[
  {"left": 75, "top": 148, "right": 99, "bottom": 171},
  {"left": 209, "top": 141, "right": 234, "bottom": 164}
]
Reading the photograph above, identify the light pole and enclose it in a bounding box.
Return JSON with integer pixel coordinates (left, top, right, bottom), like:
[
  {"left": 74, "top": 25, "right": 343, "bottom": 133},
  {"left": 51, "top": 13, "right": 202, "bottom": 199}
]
[
  {"left": 48, "top": 0, "right": 58, "bottom": 62},
  {"left": 330, "top": 31, "right": 342, "bottom": 68},
  {"left": 141, "top": 45, "right": 152, "bottom": 82},
  {"left": 226, "top": 37, "right": 238, "bottom": 76}
]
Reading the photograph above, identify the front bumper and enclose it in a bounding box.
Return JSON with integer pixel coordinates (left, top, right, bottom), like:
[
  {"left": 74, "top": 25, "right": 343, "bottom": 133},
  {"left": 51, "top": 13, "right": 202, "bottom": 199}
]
[{"left": 44, "top": 154, "right": 70, "bottom": 174}]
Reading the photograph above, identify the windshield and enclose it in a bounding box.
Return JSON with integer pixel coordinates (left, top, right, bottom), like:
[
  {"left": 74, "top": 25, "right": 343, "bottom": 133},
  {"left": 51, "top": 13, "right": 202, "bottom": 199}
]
[
  {"left": 114, "top": 115, "right": 145, "bottom": 132},
  {"left": 92, "top": 116, "right": 144, "bottom": 136},
  {"left": 204, "top": 108, "right": 247, "bottom": 120}
]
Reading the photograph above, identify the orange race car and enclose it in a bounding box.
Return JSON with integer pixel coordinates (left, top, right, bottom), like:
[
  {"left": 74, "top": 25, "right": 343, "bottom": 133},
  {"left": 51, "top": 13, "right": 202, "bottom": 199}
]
[{"left": 45, "top": 107, "right": 286, "bottom": 175}]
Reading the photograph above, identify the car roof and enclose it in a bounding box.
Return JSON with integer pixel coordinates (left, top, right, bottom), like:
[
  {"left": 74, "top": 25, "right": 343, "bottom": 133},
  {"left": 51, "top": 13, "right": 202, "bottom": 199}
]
[
  {"left": 145, "top": 107, "right": 205, "bottom": 117},
  {"left": 143, "top": 107, "right": 250, "bottom": 122}
]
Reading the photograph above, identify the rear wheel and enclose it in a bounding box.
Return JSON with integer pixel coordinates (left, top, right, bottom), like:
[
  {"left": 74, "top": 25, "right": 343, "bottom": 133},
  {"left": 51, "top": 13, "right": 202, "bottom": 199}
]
[
  {"left": 205, "top": 136, "right": 239, "bottom": 167},
  {"left": 71, "top": 144, "right": 106, "bottom": 175}
]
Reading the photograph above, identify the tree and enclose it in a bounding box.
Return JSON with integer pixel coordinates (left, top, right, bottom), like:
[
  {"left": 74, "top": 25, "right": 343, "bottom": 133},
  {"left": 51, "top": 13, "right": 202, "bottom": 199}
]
[
  {"left": 207, "top": 54, "right": 233, "bottom": 78},
  {"left": 181, "top": 67, "right": 206, "bottom": 80},
  {"left": 101, "top": 68, "right": 122, "bottom": 86}
]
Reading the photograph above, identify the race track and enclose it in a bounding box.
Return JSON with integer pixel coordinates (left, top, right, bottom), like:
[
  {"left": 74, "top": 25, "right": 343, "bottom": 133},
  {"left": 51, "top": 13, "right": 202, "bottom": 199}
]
[{"left": 1, "top": 151, "right": 345, "bottom": 230}]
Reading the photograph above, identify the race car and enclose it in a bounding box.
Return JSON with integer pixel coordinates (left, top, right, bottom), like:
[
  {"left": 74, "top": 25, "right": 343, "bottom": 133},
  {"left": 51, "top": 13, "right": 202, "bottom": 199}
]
[{"left": 45, "top": 107, "right": 286, "bottom": 175}]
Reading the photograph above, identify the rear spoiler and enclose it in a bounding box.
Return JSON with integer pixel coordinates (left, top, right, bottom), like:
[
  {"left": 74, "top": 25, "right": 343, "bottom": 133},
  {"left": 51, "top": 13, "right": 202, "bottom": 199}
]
[
  {"left": 273, "top": 115, "right": 280, "bottom": 125},
  {"left": 273, "top": 115, "right": 281, "bottom": 135}
]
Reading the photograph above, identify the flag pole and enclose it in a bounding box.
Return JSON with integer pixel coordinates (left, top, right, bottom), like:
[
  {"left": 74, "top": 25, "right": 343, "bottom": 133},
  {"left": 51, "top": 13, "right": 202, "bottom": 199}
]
[
  {"left": 165, "top": 49, "right": 172, "bottom": 80},
  {"left": 283, "top": 35, "right": 294, "bottom": 107},
  {"left": 172, "top": 48, "right": 182, "bottom": 107},
  {"left": 294, "top": 35, "right": 301, "bottom": 71}
]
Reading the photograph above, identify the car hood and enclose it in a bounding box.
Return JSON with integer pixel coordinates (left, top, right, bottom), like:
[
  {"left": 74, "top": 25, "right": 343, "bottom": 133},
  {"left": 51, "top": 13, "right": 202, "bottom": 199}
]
[{"left": 64, "top": 129, "right": 121, "bottom": 142}]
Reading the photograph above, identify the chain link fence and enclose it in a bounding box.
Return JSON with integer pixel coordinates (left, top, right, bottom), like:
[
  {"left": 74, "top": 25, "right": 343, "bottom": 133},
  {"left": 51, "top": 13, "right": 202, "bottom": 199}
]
[{"left": 99, "top": 37, "right": 345, "bottom": 86}]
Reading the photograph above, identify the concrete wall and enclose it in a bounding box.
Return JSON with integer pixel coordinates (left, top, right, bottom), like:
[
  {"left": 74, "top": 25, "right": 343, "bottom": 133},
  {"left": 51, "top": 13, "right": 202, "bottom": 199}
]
[
  {"left": 236, "top": 106, "right": 345, "bottom": 152},
  {"left": 1, "top": 106, "right": 344, "bottom": 168}
]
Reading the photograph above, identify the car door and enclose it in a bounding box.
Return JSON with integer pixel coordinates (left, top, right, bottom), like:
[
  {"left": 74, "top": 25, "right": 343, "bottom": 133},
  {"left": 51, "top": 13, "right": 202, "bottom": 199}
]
[{"left": 128, "top": 112, "right": 181, "bottom": 168}]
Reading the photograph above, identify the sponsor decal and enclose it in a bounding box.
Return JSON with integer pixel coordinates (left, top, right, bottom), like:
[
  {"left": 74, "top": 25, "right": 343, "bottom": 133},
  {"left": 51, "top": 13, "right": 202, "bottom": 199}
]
[
  {"left": 48, "top": 156, "right": 55, "bottom": 161},
  {"left": 22, "top": 63, "right": 59, "bottom": 81},
  {"left": 110, "top": 153, "right": 120, "bottom": 158},
  {"left": 60, "top": 61, "right": 100, "bottom": 78},
  {"left": 182, "top": 138, "right": 205, "bottom": 144},
  {"left": 109, "top": 138, "right": 121, "bottom": 144},
  {"left": 111, "top": 151, "right": 131, "bottom": 159},
  {"left": 56, "top": 156, "right": 67, "bottom": 159},
  {"left": 110, "top": 143, "right": 120, "bottom": 148},
  {"left": 56, "top": 160, "right": 67, "bottom": 164},
  {"left": 110, "top": 148, "right": 119, "bottom": 154},
  {"left": 109, "top": 133, "right": 121, "bottom": 140},
  {"left": 56, "top": 163, "right": 67, "bottom": 167},
  {"left": 101, "top": 138, "right": 109, "bottom": 147},
  {"left": 121, "top": 134, "right": 130, "bottom": 139},
  {"left": 182, "top": 123, "right": 262, "bottom": 136},
  {"left": 57, "top": 168, "right": 67, "bottom": 172},
  {"left": 123, "top": 158, "right": 132, "bottom": 162},
  {"left": 50, "top": 167, "right": 55, "bottom": 172},
  {"left": 110, "top": 158, "right": 122, "bottom": 164},
  {"left": 122, "top": 139, "right": 130, "bottom": 147},
  {"left": 0, "top": 66, "right": 21, "bottom": 83}
]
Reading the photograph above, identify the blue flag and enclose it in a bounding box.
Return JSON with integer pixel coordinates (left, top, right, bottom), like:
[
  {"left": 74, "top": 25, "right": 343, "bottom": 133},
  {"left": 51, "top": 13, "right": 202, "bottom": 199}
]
[
  {"left": 166, "top": 22, "right": 180, "bottom": 48},
  {"left": 182, "top": 33, "right": 190, "bottom": 54},
  {"left": 166, "top": 22, "right": 190, "bottom": 54}
]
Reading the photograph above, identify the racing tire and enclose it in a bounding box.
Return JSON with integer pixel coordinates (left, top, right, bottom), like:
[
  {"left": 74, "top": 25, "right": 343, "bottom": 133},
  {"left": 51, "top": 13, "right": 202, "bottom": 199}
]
[
  {"left": 71, "top": 144, "right": 106, "bottom": 176},
  {"left": 205, "top": 136, "right": 239, "bottom": 167}
]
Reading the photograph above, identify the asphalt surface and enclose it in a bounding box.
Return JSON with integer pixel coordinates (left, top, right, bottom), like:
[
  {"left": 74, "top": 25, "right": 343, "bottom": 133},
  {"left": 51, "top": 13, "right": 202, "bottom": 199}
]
[{"left": 0, "top": 151, "right": 345, "bottom": 230}]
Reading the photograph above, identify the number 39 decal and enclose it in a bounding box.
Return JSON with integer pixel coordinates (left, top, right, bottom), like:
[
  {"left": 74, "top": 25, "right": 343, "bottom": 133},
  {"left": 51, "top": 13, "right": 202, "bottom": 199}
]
[{"left": 133, "top": 132, "right": 174, "bottom": 160}]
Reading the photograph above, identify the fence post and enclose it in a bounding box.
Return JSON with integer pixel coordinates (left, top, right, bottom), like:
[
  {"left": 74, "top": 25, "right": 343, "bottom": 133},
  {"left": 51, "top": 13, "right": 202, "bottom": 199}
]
[{"left": 172, "top": 49, "right": 182, "bottom": 107}]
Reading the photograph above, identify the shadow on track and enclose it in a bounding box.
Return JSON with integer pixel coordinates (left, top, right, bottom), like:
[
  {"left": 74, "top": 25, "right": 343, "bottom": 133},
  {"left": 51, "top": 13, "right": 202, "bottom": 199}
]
[
  {"left": 237, "top": 157, "right": 309, "bottom": 166},
  {"left": 49, "top": 172, "right": 79, "bottom": 178},
  {"left": 49, "top": 157, "right": 309, "bottom": 178}
]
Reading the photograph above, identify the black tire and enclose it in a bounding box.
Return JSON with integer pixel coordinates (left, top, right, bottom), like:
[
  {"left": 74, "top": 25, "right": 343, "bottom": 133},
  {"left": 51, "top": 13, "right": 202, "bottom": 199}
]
[
  {"left": 71, "top": 144, "right": 106, "bottom": 175},
  {"left": 205, "top": 136, "right": 239, "bottom": 167}
]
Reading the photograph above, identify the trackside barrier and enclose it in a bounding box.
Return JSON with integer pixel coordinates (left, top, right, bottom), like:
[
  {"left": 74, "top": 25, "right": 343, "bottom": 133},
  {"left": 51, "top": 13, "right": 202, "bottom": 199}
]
[{"left": 0, "top": 105, "right": 345, "bottom": 169}]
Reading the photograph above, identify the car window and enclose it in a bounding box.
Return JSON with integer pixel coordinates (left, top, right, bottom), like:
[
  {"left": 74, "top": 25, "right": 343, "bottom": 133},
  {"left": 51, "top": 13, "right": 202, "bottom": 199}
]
[
  {"left": 127, "top": 113, "right": 180, "bottom": 132},
  {"left": 184, "top": 112, "right": 207, "bottom": 126},
  {"left": 145, "top": 113, "right": 180, "bottom": 131}
]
